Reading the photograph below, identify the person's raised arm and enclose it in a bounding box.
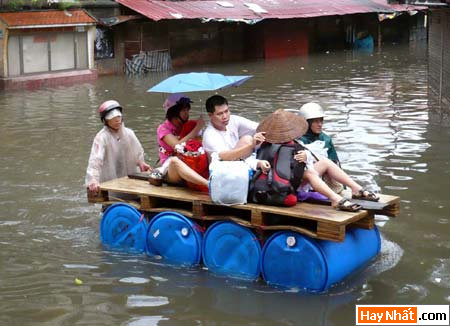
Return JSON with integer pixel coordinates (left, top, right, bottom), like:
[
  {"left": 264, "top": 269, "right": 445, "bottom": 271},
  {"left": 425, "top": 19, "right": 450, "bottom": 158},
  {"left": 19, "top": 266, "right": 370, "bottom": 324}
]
[
  {"left": 218, "top": 132, "right": 266, "bottom": 161},
  {"left": 162, "top": 117, "right": 205, "bottom": 148},
  {"left": 218, "top": 142, "right": 254, "bottom": 161}
]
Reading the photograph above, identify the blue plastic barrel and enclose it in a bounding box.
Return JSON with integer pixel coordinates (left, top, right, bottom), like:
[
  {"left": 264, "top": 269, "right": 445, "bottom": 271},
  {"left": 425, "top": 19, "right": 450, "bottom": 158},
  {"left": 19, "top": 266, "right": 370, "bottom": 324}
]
[
  {"left": 202, "top": 221, "right": 261, "bottom": 280},
  {"left": 145, "top": 211, "right": 203, "bottom": 266},
  {"left": 100, "top": 203, "right": 147, "bottom": 253},
  {"left": 260, "top": 227, "right": 381, "bottom": 291}
]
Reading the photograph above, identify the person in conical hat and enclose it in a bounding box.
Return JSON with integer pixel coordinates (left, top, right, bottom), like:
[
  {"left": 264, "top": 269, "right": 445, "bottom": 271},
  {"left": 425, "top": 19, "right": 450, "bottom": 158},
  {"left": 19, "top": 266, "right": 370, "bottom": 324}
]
[
  {"left": 256, "top": 108, "right": 309, "bottom": 144},
  {"left": 257, "top": 109, "right": 378, "bottom": 211}
]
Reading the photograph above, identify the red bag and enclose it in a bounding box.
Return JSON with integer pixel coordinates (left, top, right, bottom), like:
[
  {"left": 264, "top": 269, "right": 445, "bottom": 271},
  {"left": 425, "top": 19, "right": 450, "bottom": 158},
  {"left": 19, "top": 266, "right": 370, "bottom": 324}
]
[
  {"left": 179, "top": 120, "right": 198, "bottom": 139},
  {"left": 177, "top": 139, "right": 209, "bottom": 192}
]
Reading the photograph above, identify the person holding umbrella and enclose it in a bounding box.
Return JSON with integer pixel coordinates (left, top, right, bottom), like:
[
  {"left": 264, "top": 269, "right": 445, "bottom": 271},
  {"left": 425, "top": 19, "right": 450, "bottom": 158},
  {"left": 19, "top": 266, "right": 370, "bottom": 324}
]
[
  {"left": 147, "top": 73, "right": 256, "bottom": 188},
  {"left": 151, "top": 93, "right": 209, "bottom": 190},
  {"left": 148, "top": 73, "right": 256, "bottom": 164}
]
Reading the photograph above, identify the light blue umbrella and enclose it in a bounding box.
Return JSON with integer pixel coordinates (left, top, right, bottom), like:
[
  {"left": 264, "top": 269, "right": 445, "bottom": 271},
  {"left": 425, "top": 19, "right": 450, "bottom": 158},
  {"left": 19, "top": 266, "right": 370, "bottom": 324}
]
[{"left": 147, "top": 72, "right": 252, "bottom": 93}]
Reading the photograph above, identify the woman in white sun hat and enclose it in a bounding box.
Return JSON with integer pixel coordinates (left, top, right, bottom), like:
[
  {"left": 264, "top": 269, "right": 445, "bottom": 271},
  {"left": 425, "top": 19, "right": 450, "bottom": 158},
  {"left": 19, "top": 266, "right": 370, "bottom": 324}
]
[
  {"left": 298, "top": 102, "right": 340, "bottom": 163},
  {"left": 298, "top": 102, "right": 378, "bottom": 202}
]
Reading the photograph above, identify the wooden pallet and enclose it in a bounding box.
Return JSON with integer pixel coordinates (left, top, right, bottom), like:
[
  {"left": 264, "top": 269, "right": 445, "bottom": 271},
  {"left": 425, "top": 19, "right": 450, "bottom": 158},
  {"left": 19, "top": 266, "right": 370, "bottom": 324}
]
[
  {"left": 302, "top": 194, "right": 400, "bottom": 218},
  {"left": 88, "top": 177, "right": 400, "bottom": 242}
]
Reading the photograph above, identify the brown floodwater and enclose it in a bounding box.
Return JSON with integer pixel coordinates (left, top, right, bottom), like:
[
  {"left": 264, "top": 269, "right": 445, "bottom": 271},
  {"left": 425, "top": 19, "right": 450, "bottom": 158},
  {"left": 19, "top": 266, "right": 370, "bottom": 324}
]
[{"left": 1, "top": 43, "right": 449, "bottom": 326}]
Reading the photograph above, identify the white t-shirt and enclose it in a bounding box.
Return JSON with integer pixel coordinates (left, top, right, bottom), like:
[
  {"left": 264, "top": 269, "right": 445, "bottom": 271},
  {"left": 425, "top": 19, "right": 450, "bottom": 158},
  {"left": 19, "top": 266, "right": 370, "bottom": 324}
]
[{"left": 202, "top": 115, "right": 259, "bottom": 169}]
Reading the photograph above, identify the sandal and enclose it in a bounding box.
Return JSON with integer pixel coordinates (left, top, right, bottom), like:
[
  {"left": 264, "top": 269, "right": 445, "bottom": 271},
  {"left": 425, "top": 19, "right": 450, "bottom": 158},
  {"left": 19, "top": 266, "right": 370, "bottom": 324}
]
[
  {"left": 148, "top": 171, "right": 163, "bottom": 187},
  {"left": 334, "top": 198, "right": 362, "bottom": 212},
  {"left": 352, "top": 188, "right": 379, "bottom": 202}
]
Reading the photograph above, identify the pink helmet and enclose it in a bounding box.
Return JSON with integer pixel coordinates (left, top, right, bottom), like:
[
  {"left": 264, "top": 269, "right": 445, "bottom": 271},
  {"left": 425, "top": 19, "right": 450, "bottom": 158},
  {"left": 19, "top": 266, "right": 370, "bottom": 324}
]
[
  {"left": 162, "top": 93, "right": 192, "bottom": 112},
  {"left": 98, "top": 100, "right": 122, "bottom": 122}
]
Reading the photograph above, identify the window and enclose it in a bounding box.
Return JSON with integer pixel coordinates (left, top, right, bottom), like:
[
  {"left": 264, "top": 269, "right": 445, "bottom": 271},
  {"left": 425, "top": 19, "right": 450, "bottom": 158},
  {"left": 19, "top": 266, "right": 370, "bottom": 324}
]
[
  {"left": 7, "top": 31, "right": 89, "bottom": 77},
  {"left": 51, "top": 33, "right": 75, "bottom": 71},
  {"left": 75, "top": 32, "right": 88, "bottom": 69},
  {"left": 22, "top": 35, "right": 49, "bottom": 73},
  {"left": 7, "top": 35, "right": 20, "bottom": 76}
]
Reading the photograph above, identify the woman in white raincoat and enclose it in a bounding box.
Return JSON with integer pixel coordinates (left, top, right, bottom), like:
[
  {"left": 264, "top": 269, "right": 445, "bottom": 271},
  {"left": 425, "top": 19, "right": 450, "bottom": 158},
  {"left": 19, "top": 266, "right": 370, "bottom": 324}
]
[{"left": 86, "top": 100, "right": 151, "bottom": 195}]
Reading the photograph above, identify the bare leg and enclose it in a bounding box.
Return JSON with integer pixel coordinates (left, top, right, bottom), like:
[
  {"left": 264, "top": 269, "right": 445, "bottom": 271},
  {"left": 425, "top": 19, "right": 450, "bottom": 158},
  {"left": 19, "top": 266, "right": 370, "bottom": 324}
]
[
  {"left": 312, "top": 158, "right": 362, "bottom": 195},
  {"left": 166, "top": 157, "right": 209, "bottom": 187},
  {"left": 303, "top": 170, "right": 342, "bottom": 205},
  {"left": 303, "top": 170, "right": 361, "bottom": 211}
]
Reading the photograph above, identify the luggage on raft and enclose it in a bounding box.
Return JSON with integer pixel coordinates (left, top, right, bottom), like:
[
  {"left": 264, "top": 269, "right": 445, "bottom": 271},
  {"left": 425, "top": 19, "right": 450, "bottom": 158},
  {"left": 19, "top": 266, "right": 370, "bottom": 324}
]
[
  {"left": 249, "top": 141, "right": 305, "bottom": 207},
  {"left": 99, "top": 203, "right": 381, "bottom": 291}
]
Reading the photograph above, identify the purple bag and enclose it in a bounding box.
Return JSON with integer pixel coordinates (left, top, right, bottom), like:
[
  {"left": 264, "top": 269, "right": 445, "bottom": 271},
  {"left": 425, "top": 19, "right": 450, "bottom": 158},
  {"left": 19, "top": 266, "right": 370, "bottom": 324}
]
[{"left": 297, "top": 190, "right": 328, "bottom": 202}]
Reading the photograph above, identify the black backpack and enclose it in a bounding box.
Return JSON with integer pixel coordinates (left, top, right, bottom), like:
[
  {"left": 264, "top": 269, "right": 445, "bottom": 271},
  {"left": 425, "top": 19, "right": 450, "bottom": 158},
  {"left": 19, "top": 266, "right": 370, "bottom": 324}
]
[{"left": 248, "top": 142, "right": 305, "bottom": 206}]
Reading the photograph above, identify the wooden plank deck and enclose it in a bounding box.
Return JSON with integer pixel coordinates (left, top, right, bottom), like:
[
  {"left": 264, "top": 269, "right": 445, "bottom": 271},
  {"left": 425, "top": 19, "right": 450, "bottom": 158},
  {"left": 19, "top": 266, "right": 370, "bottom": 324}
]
[
  {"left": 88, "top": 177, "right": 400, "bottom": 242},
  {"left": 302, "top": 194, "right": 400, "bottom": 218}
]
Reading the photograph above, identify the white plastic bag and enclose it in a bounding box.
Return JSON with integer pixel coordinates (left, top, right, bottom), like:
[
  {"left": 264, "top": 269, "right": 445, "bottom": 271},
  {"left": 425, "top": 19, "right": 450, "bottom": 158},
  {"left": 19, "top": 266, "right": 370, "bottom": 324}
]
[
  {"left": 301, "top": 140, "right": 328, "bottom": 159},
  {"left": 209, "top": 159, "right": 250, "bottom": 205}
]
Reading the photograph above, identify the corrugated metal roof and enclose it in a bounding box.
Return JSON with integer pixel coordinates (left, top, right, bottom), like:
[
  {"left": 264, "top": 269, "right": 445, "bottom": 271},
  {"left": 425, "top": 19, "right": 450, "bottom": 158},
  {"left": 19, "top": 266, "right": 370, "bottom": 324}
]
[
  {"left": 116, "top": 0, "right": 426, "bottom": 22},
  {"left": 0, "top": 9, "right": 96, "bottom": 28}
]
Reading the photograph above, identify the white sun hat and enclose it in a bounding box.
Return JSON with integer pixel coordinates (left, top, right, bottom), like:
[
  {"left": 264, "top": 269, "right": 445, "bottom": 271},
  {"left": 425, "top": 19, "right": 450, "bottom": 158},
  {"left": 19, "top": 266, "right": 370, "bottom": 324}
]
[{"left": 105, "top": 108, "right": 122, "bottom": 120}]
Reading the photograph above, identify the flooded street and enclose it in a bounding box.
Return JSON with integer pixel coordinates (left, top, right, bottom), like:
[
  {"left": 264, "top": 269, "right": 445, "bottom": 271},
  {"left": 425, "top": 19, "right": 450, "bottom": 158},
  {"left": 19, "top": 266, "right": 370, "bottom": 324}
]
[{"left": 1, "top": 44, "right": 449, "bottom": 326}]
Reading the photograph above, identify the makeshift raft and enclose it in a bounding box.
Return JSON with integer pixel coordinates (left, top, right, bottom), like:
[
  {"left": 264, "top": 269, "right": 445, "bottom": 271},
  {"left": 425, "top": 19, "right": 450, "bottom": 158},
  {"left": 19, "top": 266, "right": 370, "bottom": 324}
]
[{"left": 88, "top": 176, "right": 400, "bottom": 291}]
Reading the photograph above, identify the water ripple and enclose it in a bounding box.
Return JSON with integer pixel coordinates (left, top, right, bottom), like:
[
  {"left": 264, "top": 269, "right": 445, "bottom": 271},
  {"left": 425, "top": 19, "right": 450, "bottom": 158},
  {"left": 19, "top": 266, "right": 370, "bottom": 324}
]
[
  {"left": 0, "top": 45, "right": 447, "bottom": 326},
  {"left": 126, "top": 295, "right": 169, "bottom": 308}
]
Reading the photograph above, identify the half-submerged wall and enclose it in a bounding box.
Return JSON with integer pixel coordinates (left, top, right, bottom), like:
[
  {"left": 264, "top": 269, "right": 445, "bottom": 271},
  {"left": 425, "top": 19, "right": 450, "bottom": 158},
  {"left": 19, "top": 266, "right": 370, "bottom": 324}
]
[
  {"left": 428, "top": 8, "right": 450, "bottom": 107},
  {"left": 104, "top": 11, "right": 426, "bottom": 74}
]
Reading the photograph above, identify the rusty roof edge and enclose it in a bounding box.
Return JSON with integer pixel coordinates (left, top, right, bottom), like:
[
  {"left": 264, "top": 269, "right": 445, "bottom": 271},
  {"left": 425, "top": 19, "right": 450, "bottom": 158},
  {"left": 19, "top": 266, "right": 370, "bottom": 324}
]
[
  {"left": 150, "top": 0, "right": 188, "bottom": 20},
  {"left": 115, "top": 0, "right": 271, "bottom": 21},
  {"left": 116, "top": 0, "right": 428, "bottom": 22},
  {"left": 114, "top": 0, "right": 161, "bottom": 21},
  {"left": 371, "top": 0, "right": 429, "bottom": 12},
  {"left": 200, "top": 17, "right": 263, "bottom": 24}
]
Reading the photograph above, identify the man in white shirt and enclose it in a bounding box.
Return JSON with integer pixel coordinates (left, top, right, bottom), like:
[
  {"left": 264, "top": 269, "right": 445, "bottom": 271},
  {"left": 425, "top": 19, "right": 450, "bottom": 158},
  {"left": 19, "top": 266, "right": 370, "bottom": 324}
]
[{"left": 202, "top": 95, "right": 270, "bottom": 172}]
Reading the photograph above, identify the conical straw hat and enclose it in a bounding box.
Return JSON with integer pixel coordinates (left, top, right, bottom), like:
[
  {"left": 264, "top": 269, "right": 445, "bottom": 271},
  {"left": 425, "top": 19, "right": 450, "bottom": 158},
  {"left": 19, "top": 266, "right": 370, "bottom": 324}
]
[{"left": 257, "top": 109, "right": 308, "bottom": 144}]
